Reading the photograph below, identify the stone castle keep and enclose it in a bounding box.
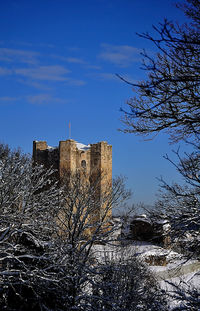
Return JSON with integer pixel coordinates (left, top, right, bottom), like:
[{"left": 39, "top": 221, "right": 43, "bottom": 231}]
[
  {"left": 33, "top": 139, "right": 112, "bottom": 218},
  {"left": 33, "top": 139, "right": 112, "bottom": 181}
]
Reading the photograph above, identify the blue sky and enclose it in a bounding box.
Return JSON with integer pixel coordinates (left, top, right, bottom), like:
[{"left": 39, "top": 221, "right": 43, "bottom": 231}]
[{"left": 0, "top": 0, "right": 188, "bottom": 205}]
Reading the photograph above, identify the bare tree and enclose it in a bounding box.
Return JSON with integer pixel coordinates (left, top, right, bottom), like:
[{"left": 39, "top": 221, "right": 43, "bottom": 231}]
[
  {"left": 167, "top": 279, "right": 200, "bottom": 311},
  {"left": 119, "top": 0, "right": 200, "bottom": 144},
  {"left": 118, "top": 1, "right": 200, "bottom": 308},
  {"left": 89, "top": 253, "right": 168, "bottom": 311},
  {"left": 0, "top": 143, "right": 135, "bottom": 310},
  {"left": 154, "top": 146, "right": 200, "bottom": 258},
  {"left": 0, "top": 143, "right": 68, "bottom": 310},
  {"left": 118, "top": 0, "right": 200, "bottom": 256}
]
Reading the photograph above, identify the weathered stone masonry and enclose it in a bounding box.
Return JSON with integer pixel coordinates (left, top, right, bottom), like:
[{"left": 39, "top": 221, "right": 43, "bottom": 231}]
[{"left": 33, "top": 139, "right": 112, "bottom": 218}]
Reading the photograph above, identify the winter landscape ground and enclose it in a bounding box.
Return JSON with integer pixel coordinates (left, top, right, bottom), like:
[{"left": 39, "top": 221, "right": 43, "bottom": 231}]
[{"left": 92, "top": 240, "right": 200, "bottom": 310}]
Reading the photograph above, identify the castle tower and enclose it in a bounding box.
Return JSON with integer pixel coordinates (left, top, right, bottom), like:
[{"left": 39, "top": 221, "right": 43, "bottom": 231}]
[{"left": 33, "top": 139, "right": 112, "bottom": 218}]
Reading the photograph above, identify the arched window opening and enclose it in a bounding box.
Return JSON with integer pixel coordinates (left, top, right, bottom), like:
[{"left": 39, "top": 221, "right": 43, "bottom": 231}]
[{"left": 81, "top": 160, "right": 86, "bottom": 168}]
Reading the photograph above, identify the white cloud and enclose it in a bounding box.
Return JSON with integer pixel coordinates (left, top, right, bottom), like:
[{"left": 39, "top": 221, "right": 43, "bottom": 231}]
[
  {"left": 0, "top": 94, "right": 68, "bottom": 105},
  {"left": 50, "top": 54, "right": 87, "bottom": 65},
  {"left": 27, "top": 94, "right": 68, "bottom": 105},
  {"left": 12, "top": 41, "right": 55, "bottom": 48},
  {"left": 99, "top": 43, "right": 141, "bottom": 67},
  {"left": 15, "top": 65, "right": 70, "bottom": 81},
  {"left": 0, "top": 46, "right": 87, "bottom": 88},
  {"left": 0, "top": 48, "right": 39, "bottom": 64}
]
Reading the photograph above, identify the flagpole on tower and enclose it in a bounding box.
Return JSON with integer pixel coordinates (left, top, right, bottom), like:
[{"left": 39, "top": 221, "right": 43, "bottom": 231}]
[{"left": 69, "top": 121, "right": 71, "bottom": 139}]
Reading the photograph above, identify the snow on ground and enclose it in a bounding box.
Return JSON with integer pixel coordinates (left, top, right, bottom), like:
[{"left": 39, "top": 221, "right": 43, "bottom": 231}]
[
  {"left": 93, "top": 241, "right": 180, "bottom": 262},
  {"left": 92, "top": 241, "right": 200, "bottom": 307}
]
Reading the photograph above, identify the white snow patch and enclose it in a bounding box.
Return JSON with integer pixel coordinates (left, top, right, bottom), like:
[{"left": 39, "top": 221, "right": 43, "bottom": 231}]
[
  {"left": 76, "top": 142, "right": 90, "bottom": 151},
  {"left": 162, "top": 223, "right": 171, "bottom": 232},
  {"left": 47, "top": 145, "right": 57, "bottom": 151},
  {"left": 156, "top": 219, "right": 169, "bottom": 224},
  {"left": 91, "top": 241, "right": 200, "bottom": 310}
]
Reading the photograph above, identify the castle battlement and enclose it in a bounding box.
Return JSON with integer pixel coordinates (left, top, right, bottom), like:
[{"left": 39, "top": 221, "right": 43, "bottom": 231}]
[{"left": 33, "top": 139, "right": 112, "bottom": 178}]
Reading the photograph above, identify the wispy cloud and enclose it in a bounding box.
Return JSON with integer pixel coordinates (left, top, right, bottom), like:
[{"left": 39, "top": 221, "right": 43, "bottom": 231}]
[
  {"left": 0, "top": 96, "right": 19, "bottom": 104},
  {"left": 88, "top": 72, "right": 117, "bottom": 81},
  {"left": 9, "top": 41, "right": 55, "bottom": 49},
  {"left": 0, "top": 48, "right": 39, "bottom": 64},
  {"left": 51, "top": 54, "right": 102, "bottom": 70},
  {"left": 86, "top": 64, "right": 101, "bottom": 70},
  {"left": 66, "top": 57, "right": 86, "bottom": 64},
  {"left": 66, "top": 47, "right": 80, "bottom": 52},
  {"left": 51, "top": 54, "right": 87, "bottom": 65},
  {"left": 27, "top": 94, "right": 68, "bottom": 105},
  {"left": 0, "top": 67, "right": 12, "bottom": 75},
  {"left": 0, "top": 94, "right": 68, "bottom": 105},
  {"left": 16, "top": 78, "right": 52, "bottom": 90},
  {"left": 97, "top": 73, "right": 117, "bottom": 80},
  {"left": 15, "top": 65, "right": 70, "bottom": 81},
  {"left": 0, "top": 45, "right": 87, "bottom": 89},
  {"left": 65, "top": 78, "right": 86, "bottom": 86},
  {"left": 38, "top": 43, "right": 55, "bottom": 49},
  {"left": 99, "top": 44, "right": 141, "bottom": 67},
  {"left": 87, "top": 72, "right": 138, "bottom": 85}
]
